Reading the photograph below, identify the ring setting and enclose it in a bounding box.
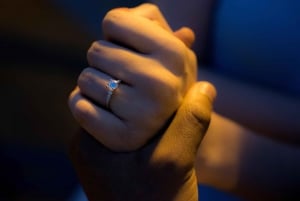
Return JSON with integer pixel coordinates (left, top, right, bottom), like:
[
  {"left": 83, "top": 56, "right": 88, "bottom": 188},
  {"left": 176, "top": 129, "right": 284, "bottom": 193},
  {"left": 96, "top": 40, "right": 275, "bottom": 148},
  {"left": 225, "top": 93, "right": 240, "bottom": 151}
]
[{"left": 106, "top": 79, "right": 120, "bottom": 108}]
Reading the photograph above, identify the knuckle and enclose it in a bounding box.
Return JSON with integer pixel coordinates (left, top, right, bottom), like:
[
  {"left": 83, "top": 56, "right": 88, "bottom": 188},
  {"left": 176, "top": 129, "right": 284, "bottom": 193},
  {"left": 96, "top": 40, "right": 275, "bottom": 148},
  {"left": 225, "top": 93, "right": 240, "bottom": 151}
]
[
  {"left": 87, "top": 41, "right": 101, "bottom": 64},
  {"left": 77, "top": 68, "right": 93, "bottom": 90},
  {"left": 102, "top": 9, "right": 123, "bottom": 32},
  {"left": 141, "top": 3, "right": 160, "bottom": 15}
]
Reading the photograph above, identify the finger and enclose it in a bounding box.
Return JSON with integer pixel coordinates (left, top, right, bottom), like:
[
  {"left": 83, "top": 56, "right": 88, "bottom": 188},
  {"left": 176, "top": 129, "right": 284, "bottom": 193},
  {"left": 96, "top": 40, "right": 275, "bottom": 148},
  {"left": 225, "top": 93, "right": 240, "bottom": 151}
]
[
  {"left": 174, "top": 27, "right": 196, "bottom": 48},
  {"left": 102, "top": 8, "right": 183, "bottom": 54},
  {"left": 87, "top": 40, "right": 179, "bottom": 92},
  {"left": 77, "top": 67, "right": 129, "bottom": 108},
  {"left": 158, "top": 82, "right": 217, "bottom": 161},
  {"left": 77, "top": 67, "right": 147, "bottom": 121},
  {"left": 68, "top": 87, "right": 131, "bottom": 151},
  {"left": 129, "top": 3, "right": 172, "bottom": 32},
  {"left": 87, "top": 40, "right": 157, "bottom": 85}
]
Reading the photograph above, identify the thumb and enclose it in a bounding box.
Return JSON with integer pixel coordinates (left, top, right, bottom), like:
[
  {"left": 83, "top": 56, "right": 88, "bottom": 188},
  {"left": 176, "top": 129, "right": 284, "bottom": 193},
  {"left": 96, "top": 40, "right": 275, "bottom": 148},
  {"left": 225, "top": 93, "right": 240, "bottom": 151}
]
[
  {"left": 158, "top": 81, "right": 216, "bottom": 160},
  {"left": 174, "top": 27, "right": 196, "bottom": 48}
]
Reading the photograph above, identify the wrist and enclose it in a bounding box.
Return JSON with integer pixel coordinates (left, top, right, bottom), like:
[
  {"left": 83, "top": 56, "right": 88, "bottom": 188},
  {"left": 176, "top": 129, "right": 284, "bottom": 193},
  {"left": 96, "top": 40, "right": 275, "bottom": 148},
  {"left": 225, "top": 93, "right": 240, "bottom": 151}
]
[{"left": 195, "top": 113, "right": 242, "bottom": 190}]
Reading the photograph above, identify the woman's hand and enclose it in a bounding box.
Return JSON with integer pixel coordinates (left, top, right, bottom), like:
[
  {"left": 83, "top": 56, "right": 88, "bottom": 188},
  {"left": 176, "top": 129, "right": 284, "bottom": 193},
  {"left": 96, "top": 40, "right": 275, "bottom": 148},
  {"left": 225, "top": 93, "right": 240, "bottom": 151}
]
[{"left": 68, "top": 4, "right": 197, "bottom": 151}]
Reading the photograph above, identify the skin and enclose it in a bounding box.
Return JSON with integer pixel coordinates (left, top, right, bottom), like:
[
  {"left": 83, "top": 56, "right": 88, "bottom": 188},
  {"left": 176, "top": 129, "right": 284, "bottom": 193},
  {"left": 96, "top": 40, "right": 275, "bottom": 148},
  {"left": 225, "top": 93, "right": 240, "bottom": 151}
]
[
  {"left": 70, "top": 82, "right": 215, "bottom": 201},
  {"left": 152, "top": 0, "right": 300, "bottom": 199},
  {"left": 69, "top": 4, "right": 198, "bottom": 151},
  {"left": 151, "top": 0, "right": 217, "bottom": 60},
  {"left": 196, "top": 70, "right": 300, "bottom": 200},
  {"left": 69, "top": 2, "right": 300, "bottom": 201},
  {"left": 68, "top": 5, "right": 217, "bottom": 201}
]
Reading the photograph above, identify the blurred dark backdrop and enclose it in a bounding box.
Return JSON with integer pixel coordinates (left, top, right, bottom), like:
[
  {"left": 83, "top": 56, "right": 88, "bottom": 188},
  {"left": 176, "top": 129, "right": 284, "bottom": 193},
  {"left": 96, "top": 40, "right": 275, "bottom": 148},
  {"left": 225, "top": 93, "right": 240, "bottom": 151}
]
[{"left": 0, "top": 0, "right": 143, "bottom": 200}]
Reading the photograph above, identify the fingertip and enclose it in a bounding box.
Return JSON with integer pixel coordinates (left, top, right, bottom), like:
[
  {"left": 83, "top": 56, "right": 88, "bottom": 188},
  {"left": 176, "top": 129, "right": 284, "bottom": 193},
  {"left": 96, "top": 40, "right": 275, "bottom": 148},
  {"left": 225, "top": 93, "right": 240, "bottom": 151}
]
[
  {"left": 197, "top": 81, "right": 217, "bottom": 103},
  {"left": 174, "top": 27, "right": 196, "bottom": 48}
]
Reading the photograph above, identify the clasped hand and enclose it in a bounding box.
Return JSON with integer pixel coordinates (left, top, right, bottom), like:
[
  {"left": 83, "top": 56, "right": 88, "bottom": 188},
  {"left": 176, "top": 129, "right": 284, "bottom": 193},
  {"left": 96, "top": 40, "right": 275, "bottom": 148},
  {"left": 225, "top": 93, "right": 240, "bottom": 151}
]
[
  {"left": 69, "top": 3, "right": 198, "bottom": 151},
  {"left": 68, "top": 3, "right": 216, "bottom": 201}
]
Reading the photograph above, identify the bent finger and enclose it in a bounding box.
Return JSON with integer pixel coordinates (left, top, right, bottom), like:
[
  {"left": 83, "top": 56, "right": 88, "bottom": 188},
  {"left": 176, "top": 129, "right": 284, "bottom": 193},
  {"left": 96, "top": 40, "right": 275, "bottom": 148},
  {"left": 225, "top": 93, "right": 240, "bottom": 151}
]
[
  {"left": 129, "top": 3, "right": 172, "bottom": 32},
  {"left": 102, "top": 9, "right": 182, "bottom": 54},
  {"left": 87, "top": 40, "right": 155, "bottom": 85},
  {"left": 68, "top": 87, "right": 132, "bottom": 151},
  {"left": 77, "top": 67, "right": 130, "bottom": 109},
  {"left": 77, "top": 67, "right": 149, "bottom": 121},
  {"left": 174, "top": 27, "right": 196, "bottom": 48}
]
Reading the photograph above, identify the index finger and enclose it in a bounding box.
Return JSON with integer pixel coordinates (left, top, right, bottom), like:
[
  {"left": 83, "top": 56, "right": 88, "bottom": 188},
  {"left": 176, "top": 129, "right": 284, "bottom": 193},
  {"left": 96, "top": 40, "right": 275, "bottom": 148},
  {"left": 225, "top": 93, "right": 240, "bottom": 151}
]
[{"left": 102, "top": 8, "right": 183, "bottom": 54}]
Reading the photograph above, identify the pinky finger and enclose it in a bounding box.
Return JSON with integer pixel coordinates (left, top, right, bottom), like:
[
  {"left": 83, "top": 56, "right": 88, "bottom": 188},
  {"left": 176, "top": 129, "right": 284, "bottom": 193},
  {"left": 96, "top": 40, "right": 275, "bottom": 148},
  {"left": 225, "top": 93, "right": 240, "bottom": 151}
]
[{"left": 68, "top": 87, "right": 129, "bottom": 151}]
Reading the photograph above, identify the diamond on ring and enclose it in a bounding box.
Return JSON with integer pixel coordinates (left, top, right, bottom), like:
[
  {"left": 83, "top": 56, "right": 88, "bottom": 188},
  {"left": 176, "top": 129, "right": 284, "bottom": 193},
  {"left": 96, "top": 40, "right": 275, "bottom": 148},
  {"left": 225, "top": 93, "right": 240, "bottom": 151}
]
[
  {"left": 107, "top": 79, "right": 120, "bottom": 91},
  {"left": 106, "top": 79, "right": 120, "bottom": 108}
]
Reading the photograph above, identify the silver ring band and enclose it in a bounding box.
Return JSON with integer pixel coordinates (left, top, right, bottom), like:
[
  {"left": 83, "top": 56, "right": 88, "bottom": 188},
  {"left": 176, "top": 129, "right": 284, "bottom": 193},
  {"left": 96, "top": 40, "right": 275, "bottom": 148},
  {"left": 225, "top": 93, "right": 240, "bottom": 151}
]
[{"left": 106, "top": 79, "right": 120, "bottom": 108}]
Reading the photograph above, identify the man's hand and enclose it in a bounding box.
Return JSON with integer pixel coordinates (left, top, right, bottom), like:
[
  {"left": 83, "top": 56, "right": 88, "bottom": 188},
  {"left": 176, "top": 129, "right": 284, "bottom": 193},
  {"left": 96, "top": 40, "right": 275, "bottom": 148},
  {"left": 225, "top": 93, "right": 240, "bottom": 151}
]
[{"left": 70, "top": 82, "right": 216, "bottom": 201}]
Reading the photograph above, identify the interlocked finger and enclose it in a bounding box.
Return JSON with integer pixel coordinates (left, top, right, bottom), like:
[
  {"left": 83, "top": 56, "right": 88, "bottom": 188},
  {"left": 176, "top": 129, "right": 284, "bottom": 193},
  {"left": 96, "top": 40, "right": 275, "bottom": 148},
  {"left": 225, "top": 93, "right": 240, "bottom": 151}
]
[{"left": 68, "top": 87, "right": 131, "bottom": 151}]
